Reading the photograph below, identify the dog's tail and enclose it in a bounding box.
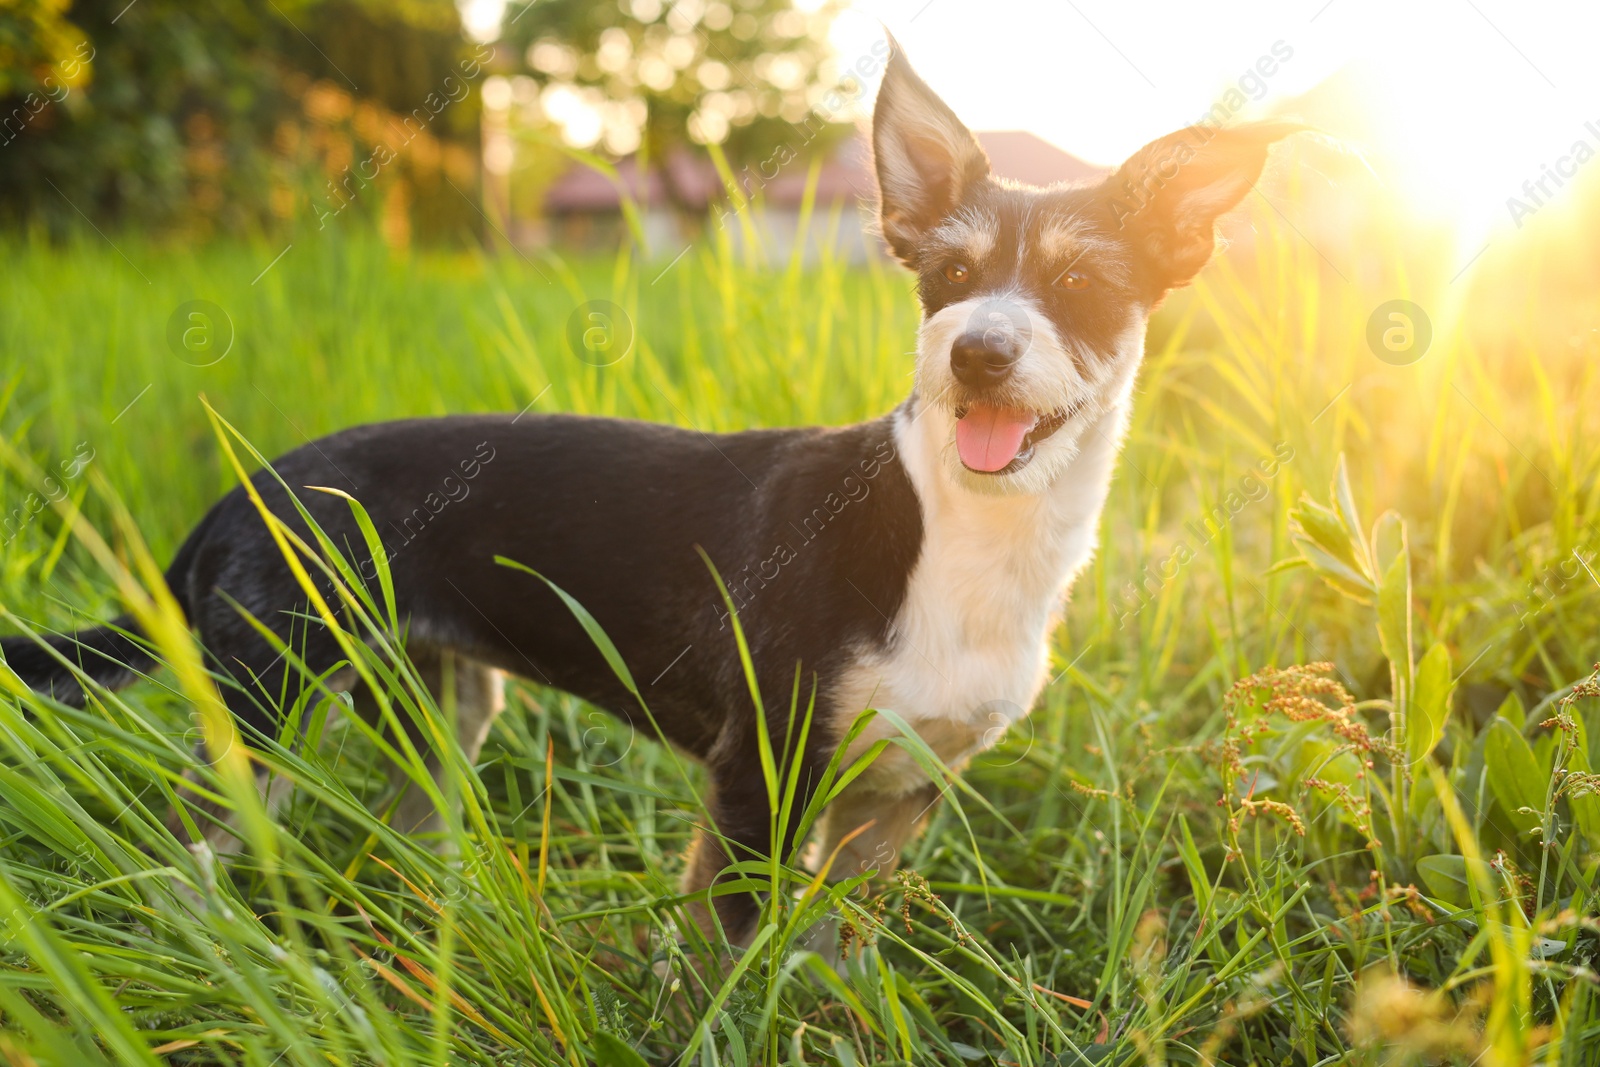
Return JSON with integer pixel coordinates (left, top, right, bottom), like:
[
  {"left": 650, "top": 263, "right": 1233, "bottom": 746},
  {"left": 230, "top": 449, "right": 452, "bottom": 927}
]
[
  {"left": 0, "top": 619, "right": 160, "bottom": 707},
  {"left": 1, "top": 508, "right": 213, "bottom": 707}
]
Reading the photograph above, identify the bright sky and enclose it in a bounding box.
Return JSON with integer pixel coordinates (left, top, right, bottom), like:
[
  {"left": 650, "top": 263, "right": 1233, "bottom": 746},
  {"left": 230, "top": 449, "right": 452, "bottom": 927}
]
[
  {"left": 837, "top": 0, "right": 1600, "bottom": 238},
  {"left": 464, "top": 0, "right": 1600, "bottom": 239}
]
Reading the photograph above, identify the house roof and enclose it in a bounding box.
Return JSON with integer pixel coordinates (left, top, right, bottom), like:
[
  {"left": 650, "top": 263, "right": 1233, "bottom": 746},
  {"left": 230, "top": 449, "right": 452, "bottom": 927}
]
[
  {"left": 542, "top": 156, "right": 666, "bottom": 212},
  {"left": 542, "top": 129, "right": 1104, "bottom": 214},
  {"left": 976, "top": 130, "right": 1106, "bottom": 187}
]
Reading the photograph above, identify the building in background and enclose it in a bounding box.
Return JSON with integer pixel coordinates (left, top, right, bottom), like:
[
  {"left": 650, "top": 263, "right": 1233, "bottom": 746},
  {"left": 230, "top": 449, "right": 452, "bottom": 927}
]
[{"left": 495, "top": 128, "right": 1104, "bottom": 261}]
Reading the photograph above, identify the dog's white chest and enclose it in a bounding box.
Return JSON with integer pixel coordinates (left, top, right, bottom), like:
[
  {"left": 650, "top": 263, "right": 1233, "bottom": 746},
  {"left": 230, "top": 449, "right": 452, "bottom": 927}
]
[
  {"left": 833, "top": 404, "right": 1123, "bottom": 795},
  {"left": 858, "top": 530, "right": 1068, "bottom": 755}
]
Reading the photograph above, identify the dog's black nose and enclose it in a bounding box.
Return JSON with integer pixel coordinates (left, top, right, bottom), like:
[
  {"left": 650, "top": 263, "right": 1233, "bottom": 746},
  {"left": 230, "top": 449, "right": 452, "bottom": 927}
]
[{"left": 950, "top": 331, "right": 1020, "bottom": 388}]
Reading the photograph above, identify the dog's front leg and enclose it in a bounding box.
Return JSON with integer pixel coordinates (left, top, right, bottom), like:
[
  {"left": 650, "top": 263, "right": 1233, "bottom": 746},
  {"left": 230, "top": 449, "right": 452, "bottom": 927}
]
[
  {"left": 679, "top": 777, "right": 769, "bottom": 947},
  {"left": 813, "top": 780, "right": 944, "bottom": 886},
  {"left": 790, "top": 779, "right": 944, "bottom": 971},
  {"left": 679, "top": 732, "right": 831, "bottom": 948}
]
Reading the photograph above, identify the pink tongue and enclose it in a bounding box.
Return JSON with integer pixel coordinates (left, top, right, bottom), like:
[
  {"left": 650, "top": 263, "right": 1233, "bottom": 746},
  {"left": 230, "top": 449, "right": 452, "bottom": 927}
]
[{"left": 956, "top": 405, "right": 1036, "bottom": 472}]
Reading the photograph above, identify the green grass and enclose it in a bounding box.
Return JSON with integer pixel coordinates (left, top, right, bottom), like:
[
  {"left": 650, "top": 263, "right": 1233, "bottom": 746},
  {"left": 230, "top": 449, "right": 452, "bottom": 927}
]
[{"left": 1, "top": 197, "right": 1599, "bottom": 1066}]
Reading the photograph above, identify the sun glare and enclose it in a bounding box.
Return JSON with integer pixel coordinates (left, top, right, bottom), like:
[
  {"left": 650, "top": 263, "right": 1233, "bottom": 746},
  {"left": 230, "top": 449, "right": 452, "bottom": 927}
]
[
  {"left": 840, "top": 0, "right": 1600, "bottom": 253},
  {"left": 1334, "top": 6, "right": 1599, "bottom": 247}
]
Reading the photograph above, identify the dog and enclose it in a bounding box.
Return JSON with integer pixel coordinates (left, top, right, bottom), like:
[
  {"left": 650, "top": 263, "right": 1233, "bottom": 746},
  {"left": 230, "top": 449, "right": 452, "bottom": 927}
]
[{"left": 0, "top": 43, "right": 1297, "bottom": 945}]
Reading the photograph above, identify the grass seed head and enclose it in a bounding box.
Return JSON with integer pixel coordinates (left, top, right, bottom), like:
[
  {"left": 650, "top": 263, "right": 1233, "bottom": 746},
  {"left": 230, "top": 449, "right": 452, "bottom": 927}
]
[{"left": 1346, "top": 970, "right": 1481, "bottom": 1058}]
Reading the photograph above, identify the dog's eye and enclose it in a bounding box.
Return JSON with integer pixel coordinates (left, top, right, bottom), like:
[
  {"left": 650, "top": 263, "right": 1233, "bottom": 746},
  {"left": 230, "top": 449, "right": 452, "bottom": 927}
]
[
  {"left": 1057, "top": 270, "right": 1091, "bottom": 291},
  {"left": 943, "top": 262, "right": 971, "bottom": 284}
]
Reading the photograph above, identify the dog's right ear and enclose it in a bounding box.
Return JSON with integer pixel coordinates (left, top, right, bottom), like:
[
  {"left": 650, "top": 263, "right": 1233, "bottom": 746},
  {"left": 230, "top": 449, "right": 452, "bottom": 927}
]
[{"left": 870, "top": 39, "right": 990, "bottom": 265}]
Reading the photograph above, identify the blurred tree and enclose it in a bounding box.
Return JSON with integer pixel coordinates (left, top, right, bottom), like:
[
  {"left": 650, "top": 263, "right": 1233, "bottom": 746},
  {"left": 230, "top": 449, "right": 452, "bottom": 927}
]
[
  {"left": 0, "top": 0, "right": 89, "bottom": 98},
  {"left": 0, "top": 0, "right": 480, "bottom": 237},
  {"left": 499, "top": 0, "right": 848, "bottom": 178}
]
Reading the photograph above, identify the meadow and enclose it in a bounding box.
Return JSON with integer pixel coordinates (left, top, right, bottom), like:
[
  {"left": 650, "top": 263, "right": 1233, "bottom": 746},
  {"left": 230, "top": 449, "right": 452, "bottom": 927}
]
[{"left": 1, "top": 183, "right": 1598, "bottom": 1065}]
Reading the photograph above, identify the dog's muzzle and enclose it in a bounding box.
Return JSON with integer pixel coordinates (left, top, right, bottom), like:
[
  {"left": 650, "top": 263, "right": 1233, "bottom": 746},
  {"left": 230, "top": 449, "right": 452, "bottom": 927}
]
[{"left": 949, "top": 330, "right": 1022, "bottom": 390}]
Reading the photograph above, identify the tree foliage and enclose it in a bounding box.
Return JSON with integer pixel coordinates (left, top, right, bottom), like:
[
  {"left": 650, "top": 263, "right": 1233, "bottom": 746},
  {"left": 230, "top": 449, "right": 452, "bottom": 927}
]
[
  {"left": 500, "top": 0, "right": 845, "bottom": 164},
  {"left": 0, "top": 0, "right": 477, "bottom": 235},
  {"left": 0, "top": 0, "right": 854, "bottom": 236}
]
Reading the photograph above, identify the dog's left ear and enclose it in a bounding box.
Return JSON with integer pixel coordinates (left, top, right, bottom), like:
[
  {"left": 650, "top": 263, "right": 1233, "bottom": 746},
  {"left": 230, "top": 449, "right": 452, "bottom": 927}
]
[
  {"left": 1108, "top": 121, "right": 1304, "bottom": 290},
  {"left": 870, "top": 40, "right": 991, "bottom": 265}
]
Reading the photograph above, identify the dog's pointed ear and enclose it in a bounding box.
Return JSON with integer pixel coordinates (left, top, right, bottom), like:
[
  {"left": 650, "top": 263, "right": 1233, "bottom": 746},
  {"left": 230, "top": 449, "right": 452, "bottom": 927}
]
[
  {"left": 1108, "top": 121, "right": 1304, "bottom": 290},
  {"left": 870, "top": 38, "right": 990, "bottom": 265}
]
